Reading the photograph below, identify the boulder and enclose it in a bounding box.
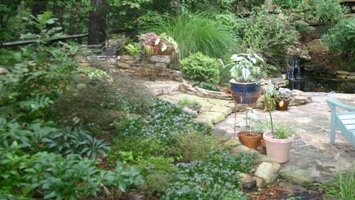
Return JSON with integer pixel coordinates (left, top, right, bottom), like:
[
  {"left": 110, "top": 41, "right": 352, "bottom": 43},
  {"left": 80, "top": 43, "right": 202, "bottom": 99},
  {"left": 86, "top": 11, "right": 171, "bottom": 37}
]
[
  {"left": 287, "top": 45, "right": 311, "bottom": 61},
  {"left": 0, "top": 67, "right": 9, "bottom": 75},
  {"left": 117, "top": 62, "right": 130, "bottom": 69},
  {"left": 290, "top": 90, "right": 312, "bottom": 106},
  {"left": 150, "top": 55, "right": 171, "bottom": 64},
  {"left": 336, "top": 70, "right": 350, "bottom": 75},
  {"left": 306, "top": 39, "right": 329, "bottom": 55},
  {"left": 254, "top": 162, "right": 281, "bottom": 187}
]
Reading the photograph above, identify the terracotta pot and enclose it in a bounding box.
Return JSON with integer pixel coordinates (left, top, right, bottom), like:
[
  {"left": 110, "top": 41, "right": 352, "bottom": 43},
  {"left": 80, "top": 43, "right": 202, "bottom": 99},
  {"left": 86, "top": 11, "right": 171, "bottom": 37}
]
[
  {"left": 238, "top": 131, "right": 262, "bottom": 150},
  {"left": 276, "top": 100, "right": 289, "bottom": 111},
  {"left": 263, "top": 132, "right": 294, "bottom": 163}
]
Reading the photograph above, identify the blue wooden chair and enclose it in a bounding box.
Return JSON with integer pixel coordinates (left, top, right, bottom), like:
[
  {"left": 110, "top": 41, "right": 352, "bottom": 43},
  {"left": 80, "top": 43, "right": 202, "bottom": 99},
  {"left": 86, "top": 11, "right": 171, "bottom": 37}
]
[{"left": 327, "top": 97, "right": 355, "bottom": 147}]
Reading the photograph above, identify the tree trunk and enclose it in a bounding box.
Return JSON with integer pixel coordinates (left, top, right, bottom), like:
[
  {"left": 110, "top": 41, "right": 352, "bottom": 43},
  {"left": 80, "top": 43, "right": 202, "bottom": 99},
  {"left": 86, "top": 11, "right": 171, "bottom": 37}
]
[
  {"left": 88, "top": 0, "right": 106, "bottom": 45},
  {"left": 69, "top": 2, "right": 78, "bottom": 35},
  {"left": 31, "top": 0, "right": 47, "bottom": 17}
]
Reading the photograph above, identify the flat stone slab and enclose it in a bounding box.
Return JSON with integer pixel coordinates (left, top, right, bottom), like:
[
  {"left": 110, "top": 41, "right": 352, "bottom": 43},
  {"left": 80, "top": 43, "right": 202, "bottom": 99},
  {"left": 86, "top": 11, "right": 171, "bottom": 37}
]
[{"left": 215, "top": 92, "right": 355, "bottom": 185}]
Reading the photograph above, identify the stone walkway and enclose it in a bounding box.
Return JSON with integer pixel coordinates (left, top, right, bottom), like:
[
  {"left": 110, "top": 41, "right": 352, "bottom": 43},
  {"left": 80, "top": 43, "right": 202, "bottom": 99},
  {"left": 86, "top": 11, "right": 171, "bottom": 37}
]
[
  {"left": 141, "top": 78, "right": 355, "bottom": 185},
  {"left": 214, "top": 92, "right": 355, "bottom": 184}
]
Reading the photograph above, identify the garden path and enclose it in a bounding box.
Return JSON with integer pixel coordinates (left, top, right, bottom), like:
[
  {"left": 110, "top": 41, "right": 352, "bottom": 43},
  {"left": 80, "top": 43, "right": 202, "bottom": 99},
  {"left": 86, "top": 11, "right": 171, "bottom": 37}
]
[
  {"left": 214, "top": 92, "right": 355, "bottom": 184},
  {"left": 140, "top": 78, "right": 355, "bottom": 185}
]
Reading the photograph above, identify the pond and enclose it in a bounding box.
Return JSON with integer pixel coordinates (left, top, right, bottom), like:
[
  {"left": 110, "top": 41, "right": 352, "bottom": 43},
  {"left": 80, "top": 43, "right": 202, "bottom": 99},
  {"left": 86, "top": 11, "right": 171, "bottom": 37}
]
[
  {"left": 286, "top": 57, "right": 355, "bottom": 93},
  {"left": 287, "top": 76, "right": 355, "bottom": 93}
]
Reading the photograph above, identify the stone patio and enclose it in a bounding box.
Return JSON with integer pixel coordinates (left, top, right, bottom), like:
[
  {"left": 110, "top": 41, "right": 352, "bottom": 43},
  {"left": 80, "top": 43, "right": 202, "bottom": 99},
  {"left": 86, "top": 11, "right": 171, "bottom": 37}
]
[{"left": 140, "top": 78, "right": 355, "bottom": 186}]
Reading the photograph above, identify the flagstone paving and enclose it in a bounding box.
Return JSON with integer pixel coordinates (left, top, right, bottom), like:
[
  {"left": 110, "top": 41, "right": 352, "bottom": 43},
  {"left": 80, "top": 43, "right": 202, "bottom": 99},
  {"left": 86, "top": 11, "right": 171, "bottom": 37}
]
[{"left": 141, "top": 78, "right": 355, "bottom": 186}]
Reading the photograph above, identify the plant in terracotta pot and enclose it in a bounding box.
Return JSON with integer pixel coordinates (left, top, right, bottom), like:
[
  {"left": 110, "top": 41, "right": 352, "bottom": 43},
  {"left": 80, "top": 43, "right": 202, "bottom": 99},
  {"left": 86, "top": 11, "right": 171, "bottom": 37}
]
[
  {"left": 263, "top": 97, "right": 294, "bottom": 163},
  {"left": 276, "top": 88, "right": 292, "bottom": 111},
  {"left": 229, "top": 53, "right": 266, "bottom": 104},
  {"left": 237, "top": 108, "right": 263, "bottom": 150}
]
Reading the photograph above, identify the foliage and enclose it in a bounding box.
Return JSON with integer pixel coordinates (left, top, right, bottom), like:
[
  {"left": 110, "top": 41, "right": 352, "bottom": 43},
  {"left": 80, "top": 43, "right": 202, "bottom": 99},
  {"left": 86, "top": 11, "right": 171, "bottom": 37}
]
[
  {"left": 135, "top": 156, "right": 175, "bottom": 195},
  {"left": 146, "top": 11, "right": 238, "bottom": 59},
  {"left": 240, "top": 7, "right": 298, "bottom": 55},
  {"left": 179, "top": 0, "right": 264, "bottom": 13},
  {"left": 194, "top": 81, "right": 220, "bottom": 91},
  {"left": 273, "top": 125, "right": 292, "bottom": 139},
  {"left": 51, "top": 76, "right": 153, "bottom": 132},
  {"left": 322, "top": 17, "right": 355, "bottom": 54},
  {"left": 108, "top": 136, "right": 167, "bottom": 164},
  {"left": 264, "top": 82, "right": 278, "bottom": 111},
  {"left": 0, "top": 13, "right": 81, "bottom": 120},
  {"left": 163, "top": 150, "right": 254, "bottom": 199},
  {"left": 311, "top": 0, "right": 347, "bottom": 25},
  {"left": 180, "top": 52, "right": 221, "bottom": 84},
  {"left": 276, "top": 0, "right": 347, "bottom": 25},
  {"left": 146, "top": 99, "right": 210, "bottom": 143},
  {"left": 173, "top": 132, "right": 219, "bottom": 162},
  {"left": 43, "top": 128, "right": 110, "bottom": 159},
  {"left": 229, "top": 53, "right": 266, "bottom": 82},
  {"left": 0, "top": 152, "right": 143, "bottom": 199},
  {"left": 318, "top": 166, "right": 355, "bottom": 200},
  {"left": 177, "top": 98, "right": 202, "bottom": 111},
  {"left": 123, "top": 42, "right": 142, "bottom": 57}
]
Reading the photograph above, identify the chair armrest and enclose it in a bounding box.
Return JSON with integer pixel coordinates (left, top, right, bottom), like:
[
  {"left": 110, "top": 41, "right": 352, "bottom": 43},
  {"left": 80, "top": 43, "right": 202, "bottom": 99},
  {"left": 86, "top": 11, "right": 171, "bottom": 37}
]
[{"left": 327, "top": 97, "right": 355, "bottom": 112}]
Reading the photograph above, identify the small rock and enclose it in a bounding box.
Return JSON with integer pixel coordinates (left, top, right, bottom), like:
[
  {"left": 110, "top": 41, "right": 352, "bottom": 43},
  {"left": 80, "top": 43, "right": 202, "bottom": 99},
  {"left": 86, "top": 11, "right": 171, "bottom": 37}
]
[
  {"left": 155, "top": 62, "right": 167, "bottom": 68},
  {"left": 120, "top": 55, "right": 135, "bottom": 61},
  {"left": 0, "top": 67, "right": 9, "bottom": 75},
  {"left": 212, "top": 127, "right": 227, "bottom": 136},
  {"left": 347, "top": 75, "right": 355, "bottom": 80},
  {"left": 223, "top": 138, "right": 240, "bottom": 148},
  {"left": 117, "top": 62, "right": 130, "bottom": 69},
  {"left": 210, "top": 105, "right": 233, "bottom": 117},
  {"left": 196, "top": 111, "right": 225, "bottom": 124},
  {"left": 336, "top": 75, "right": 347, "bottom": 79},
  {"left": 240, "top": 173, "right": 257, "bottom": 191},
  {"left": 150, "top": 55, "right": 171, "bottom": 63},
  {"left": 349, "top": 72, "right": 355, "bottom": 76},
  {"left": 336, "top": 71, "right": 350, "bottom": 75},
  {"left": 254, "top": 162, "right": 280, "bottom": 185},
  {"left": 279, "top": 168, "right": 313, "bottom": 185},
  {"left": 230, "top": 145, "right": 254, "bottom": 155}
]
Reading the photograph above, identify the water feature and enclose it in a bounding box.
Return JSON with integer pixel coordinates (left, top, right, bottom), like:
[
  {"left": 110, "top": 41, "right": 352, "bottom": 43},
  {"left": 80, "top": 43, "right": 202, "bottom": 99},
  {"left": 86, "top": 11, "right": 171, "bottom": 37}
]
[
  {"left": 286, "top": 57, "right": 355, "bottom": 93},
  {"left": 287, "top": 56, "right": 302, "bottom": 80}
]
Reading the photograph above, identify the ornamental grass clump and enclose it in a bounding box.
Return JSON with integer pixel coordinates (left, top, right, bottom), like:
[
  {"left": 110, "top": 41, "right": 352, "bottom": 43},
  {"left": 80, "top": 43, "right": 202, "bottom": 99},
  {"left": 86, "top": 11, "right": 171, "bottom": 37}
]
[{"left": 146, "top": 11, "right": 238, "bottom": 59}]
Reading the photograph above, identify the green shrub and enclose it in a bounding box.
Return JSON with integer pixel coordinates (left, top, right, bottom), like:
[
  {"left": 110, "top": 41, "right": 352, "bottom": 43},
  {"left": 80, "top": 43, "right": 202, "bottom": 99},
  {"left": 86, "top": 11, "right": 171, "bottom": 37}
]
[
  {"left": 322, "top": 17, "right": 355, "bottom": 54},
  {"left": 173, "top": 132, "right": 219, "bottom": 162},
  {"left": 146, "top": 11, "right": 238, "bottom": 59},
  {"left": 272, "top": 0, "right": 300, "bottom": 9},
  {"left": 312, "top": 0, "right": 347, "bottom": 25},
  {"left": 51, "top": 76, "right": 153, "bottom": 132},
  {"left": 180, "top": 52, "right": 220, "bottom": 84},
  {"left": 0, "top": 152, "right": 143, "bottom": 199},
  {"left": 241, "top": 8, "right": 298, "bottom": 55},
  {"left": 108, "top": 136, "right": 167, "bottom": 164},
  {"left": 163, "top": 150, "right": 254, "bottom": 199},
  {"left": 276, "top": 0, "right": 347, "bottom": 25},
  {"left": 136, "top": 156, "right": 175, "bottom": 195}
]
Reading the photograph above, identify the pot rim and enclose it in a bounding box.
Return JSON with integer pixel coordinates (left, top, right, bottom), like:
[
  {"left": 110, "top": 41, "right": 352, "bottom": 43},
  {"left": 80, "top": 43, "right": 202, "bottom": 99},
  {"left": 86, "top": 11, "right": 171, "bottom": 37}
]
[{"left": 263, "top": 131, "right": 294, "bottom": 143}]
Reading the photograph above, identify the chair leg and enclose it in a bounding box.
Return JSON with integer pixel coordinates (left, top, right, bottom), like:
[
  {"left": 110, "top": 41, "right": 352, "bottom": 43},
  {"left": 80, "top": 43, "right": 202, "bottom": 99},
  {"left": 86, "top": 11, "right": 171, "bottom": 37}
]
[{"left": 330, "top": 116, "right": 336, "bottom": 145}]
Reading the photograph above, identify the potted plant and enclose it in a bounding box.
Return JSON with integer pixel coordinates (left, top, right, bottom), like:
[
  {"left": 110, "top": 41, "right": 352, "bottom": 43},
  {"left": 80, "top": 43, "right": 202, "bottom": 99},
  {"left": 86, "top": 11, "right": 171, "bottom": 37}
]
[
  {"left": 139, "top": 32, "right": 178, "bottom": 56},
  {"left": 263, "top": 96, "right": 294, "bottom": 163},
  {"left": 276, "top": 88, "right": 292, "bottom": 111},
  {"left": 236, "top": 108, "right": 262, "bottom": 150},
  {"left": 229, "top": 53, "right": 266, "bottom": 104}
]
